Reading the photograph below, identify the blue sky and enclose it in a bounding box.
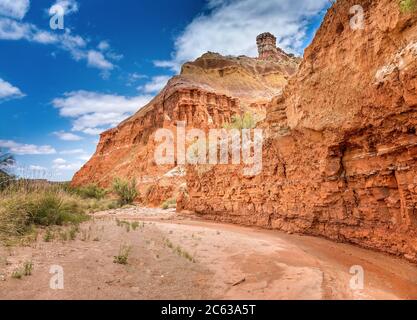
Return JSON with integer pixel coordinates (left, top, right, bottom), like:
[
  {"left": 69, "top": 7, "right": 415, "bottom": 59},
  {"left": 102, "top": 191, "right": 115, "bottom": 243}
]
[{"left": 0, "top": 0, "right": 330, "bottom": 181}]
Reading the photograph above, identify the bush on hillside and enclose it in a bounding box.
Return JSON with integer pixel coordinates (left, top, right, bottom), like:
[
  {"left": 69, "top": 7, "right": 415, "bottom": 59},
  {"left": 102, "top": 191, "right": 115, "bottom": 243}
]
[
  {"left": 400, "top": 0, "right": 417, "bottom": 12},
  {"left": 112, "top": 178, "right": 138, "bottom": 206}
]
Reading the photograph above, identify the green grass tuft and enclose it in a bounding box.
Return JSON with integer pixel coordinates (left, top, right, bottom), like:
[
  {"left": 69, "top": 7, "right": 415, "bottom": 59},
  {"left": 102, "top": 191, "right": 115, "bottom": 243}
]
[{"left": 113, "top": 244, "right": 132, "bottom": 265}]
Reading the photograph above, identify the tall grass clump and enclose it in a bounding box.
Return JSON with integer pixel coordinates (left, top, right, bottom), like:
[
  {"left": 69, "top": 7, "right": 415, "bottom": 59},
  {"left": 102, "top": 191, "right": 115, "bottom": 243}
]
[
  {"left": 0, "top": 185, "right": 89, "bottom": 243},
  {"left": 112, "top": 178, "right": 138, "bottom": 206}
]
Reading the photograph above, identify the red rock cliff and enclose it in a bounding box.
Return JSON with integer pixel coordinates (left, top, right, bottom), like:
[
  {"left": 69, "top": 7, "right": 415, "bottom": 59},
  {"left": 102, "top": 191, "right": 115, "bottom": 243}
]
[
  {"left": 181, "top": 0, "right": 417, "bottom": 262},
  {"left": 72, "top": 45, "right": 299, "bottom": 205}
]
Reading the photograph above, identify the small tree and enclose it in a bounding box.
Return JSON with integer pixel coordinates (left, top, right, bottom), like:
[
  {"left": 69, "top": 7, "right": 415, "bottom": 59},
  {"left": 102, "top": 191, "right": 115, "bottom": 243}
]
[{"left": 112, "top": 178, "right": 138, "bottom": 206}]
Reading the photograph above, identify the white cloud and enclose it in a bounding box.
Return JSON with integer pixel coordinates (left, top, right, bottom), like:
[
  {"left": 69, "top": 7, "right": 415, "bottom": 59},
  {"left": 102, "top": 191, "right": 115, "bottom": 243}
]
[
  {"left": 0, "top": 0, "right": 118, "bottom": 76},
  {"left": 87, "top": 50, "right": 114, "bottom": 71},
  {"left": 53, "top": 158, "right": 67, "bottom": 165},
  {"left": 52, "top": 90, "right": 153, "bottom": 134},
  {"left": 97, "top": 40, "right": 123, "bottom": 63},
  {"left": 82, "top": 127, "right": 104, "bottom": 136},
  {"left": 140, "top": 75, "right": 170, "bottom": 93},
  {"left": 97, "top": 40, "right": 109, "bottom": 51},
  {"left": 0, "top": 0, "right": 30, "bottom": 20},
  {"left": 52, "top": 158, "right": 82, "bottom": 171},
  {"left": 29, "top": 165, "right": 47, "bottom": 171},
  {"left": 126, "top": 72, "right": 147, "bottom": 87},
  {"left": 0, "top": 140, "right": 56, "bottom": 155},
  {"left": 48, "top": 0, "right": 79, "bottom": 16},
  {"left": 60, "top": 148, "right": 84, "bottom": 155},
  {"left": 53, "top": 131, "right": 83, "bottom": 141},
  {"left": 77, "top": 154, "right": 92, "bottom": 161},
  {"left": 0, "top": 17, "right": 30, "bottom": 40},
  {"left": 0, "top": 78, "right": 24, "bottom": 102},
  {"left": 156, "top": 0, "right": 329, "bottom": 72},
  {"left": 32, "top": 30, "right": 57, "bottom": 44}
]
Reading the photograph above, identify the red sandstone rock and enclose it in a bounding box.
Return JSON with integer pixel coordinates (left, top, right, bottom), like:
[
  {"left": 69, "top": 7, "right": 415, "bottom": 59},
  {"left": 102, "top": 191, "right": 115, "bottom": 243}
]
[
  {"left": 72, "top": 42, "right": 299, "bottom": 206},
  {"left": 181, "top": 0, "right": 417, "bottom": 262}
]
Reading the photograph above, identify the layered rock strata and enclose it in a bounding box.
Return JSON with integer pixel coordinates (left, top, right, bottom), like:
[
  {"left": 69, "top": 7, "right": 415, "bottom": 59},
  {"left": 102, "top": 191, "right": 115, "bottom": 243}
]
[
  {"left": 72, "top": 41, "right": 299, "bottom": 205},
  {"left": 180, "top": 0, "right": 417, "bottom": 262}
]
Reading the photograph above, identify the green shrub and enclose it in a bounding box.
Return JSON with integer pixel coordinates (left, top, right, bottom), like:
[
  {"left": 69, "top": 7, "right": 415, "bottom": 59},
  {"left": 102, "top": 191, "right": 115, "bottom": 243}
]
[
  {"left": 113, "top": 244, "right": 132, "bottom": 265},
  {"left": 10, "top": 260, "right": 33, "bottom": 279},
  {"left": 131, "top": 221, "right": 140, "bottom": 231},
  {"left": 75, "top": 184, "right": 107, "bottom": 200},
  {"left": 161, "top": 198, "right": 177, "bottom": 210},
  {"left": 112, "top": 178, "right": 138, "bottom": 206},
  {"left": 0, "top": 190, "right": 89, "bottom": 242},
  {"left": 27, "top": 193, "right": 87, "bottom": 226},
  {"left": 400, "top": 0, "right": 417, "bottom": 12}
]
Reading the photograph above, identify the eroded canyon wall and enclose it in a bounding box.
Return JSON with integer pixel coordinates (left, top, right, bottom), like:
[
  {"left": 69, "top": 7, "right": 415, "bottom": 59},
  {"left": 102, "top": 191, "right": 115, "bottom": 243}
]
[
  {"left": 72, "top": 45, "right": 299, "bottom": 205},
  {"left": 180, "top": 0, "right": 417, "bottom": 261}
]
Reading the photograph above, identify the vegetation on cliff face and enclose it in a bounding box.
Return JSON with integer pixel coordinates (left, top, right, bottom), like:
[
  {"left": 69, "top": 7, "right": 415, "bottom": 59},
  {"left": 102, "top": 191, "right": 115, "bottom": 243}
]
[
  {"left": 223, "top": 112, "right": 257, "bottom": 130},
  {"left": 400, "top": 0, "right": 417, "bottom": 13}
]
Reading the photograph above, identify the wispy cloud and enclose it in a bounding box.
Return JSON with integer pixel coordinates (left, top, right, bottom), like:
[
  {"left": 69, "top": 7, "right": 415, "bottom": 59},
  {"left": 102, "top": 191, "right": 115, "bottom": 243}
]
[
  {"left": 126, "top": 72, "right": 147, "bottom": 87},
  {"left": 155, "top": 0, "right": 329, "bottom": 72},
  {"left": 60, "top": 148, "right": 85, "bottom": 155},
  {"left": 0, "top": 0, "right": 120, "bottom": 75},
  {"left": 29, "top": 165, "right": 47, "bottom": 171},
  {"left": 139, "top": 75, "right": 170, "bottom": 94},
  {"left": 77, "top": 154, "right": 91, "bottom": 161},
  {"left": 52, "top": 90, "right": 153, "bottom": 135},
  {"left": 52, "top": 157, "right": 82, "bottom": 171},
  {"left": 0, "top": 139, "right": 56, "bottom": 155},
  {"left": 87, "top": 50, "right": 114, "bottom": 75},
  {"left": 82, "top": 127, "right": 104, "bottom": 136},
  {"left": 97, "top": 40, "right": 109, "bottom": 51},
  {"left": 53, "top": 130, "right": 83, "bottom": 141},
  {"left": 0, "top": 77, "right": 25, "bottom": 102},
  {"left": 48, "top": 0, "right": 79, "bottom": 16},
  {"left": 0, "top": 0, "right": 30, "bottom": 20}
]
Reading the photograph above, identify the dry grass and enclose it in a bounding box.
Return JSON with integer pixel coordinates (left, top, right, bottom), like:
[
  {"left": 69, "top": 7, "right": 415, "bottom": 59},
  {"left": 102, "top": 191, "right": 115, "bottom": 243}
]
[
  {"left": 0, "top": 181, "right": 119, "bottom": 245},
  {"left": 0, "top": 178, "right": 133, "bottom": 245}
]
